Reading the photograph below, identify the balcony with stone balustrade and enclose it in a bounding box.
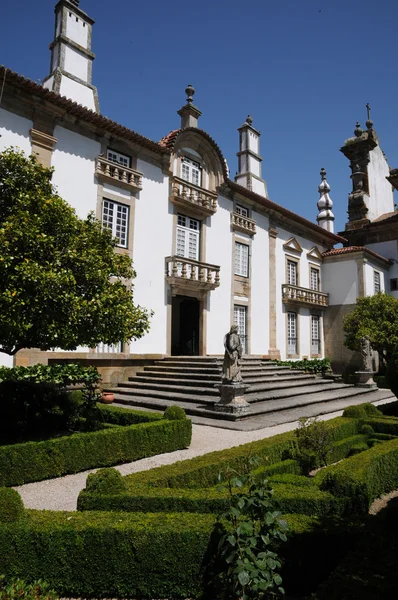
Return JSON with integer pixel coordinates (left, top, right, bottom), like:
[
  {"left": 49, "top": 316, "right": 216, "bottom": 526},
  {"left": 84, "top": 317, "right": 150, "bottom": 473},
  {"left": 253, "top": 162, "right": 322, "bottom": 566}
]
[
  {"left": 282, "top": 284, "right": 329, "bottom": 308},
  {"left": 166, "top": 256, "right": 220, "bottom": 298},
  {"left": 170, "top": 176, "right": 217, "bottom": 217},
  {"left": 95, "top": 156, "right": 143, "bottom": 192},
  {"left": 230, "top": 212, "right": 257, "bottom": 235}
]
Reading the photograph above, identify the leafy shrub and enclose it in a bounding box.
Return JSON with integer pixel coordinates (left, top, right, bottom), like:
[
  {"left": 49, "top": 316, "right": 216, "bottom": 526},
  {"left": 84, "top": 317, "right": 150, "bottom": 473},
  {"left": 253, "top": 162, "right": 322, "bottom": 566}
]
[
  {"left": 342, "top": 403, "right": 383, "bottom": 419},
  {"left": 359, "top": 424, "right": 374, "bottom": 435},
  {"left": 0, "top": 364, "right": 102, "bottom": 441},
  {"left": 0, "top": 578, "right": 57, "bottom": 600},
  {"left": 0, "top": 488, "right": 24, "bottom": 523},
  {"left": 85, "top": 468, "right": 127, "bottom": 494},
  {"left": 215, "top": 457, "right": 288, "bottom": 599},
  {"left": 98, "top": 403, "right": 162, "bottom": 425},
  {"left": 294, "top": 417, "right": 333, "bottom": 473},
  {"left": 163, "top": 405, "right": 187, "bottom": 420},
  {"left": 348, "top": 443, "right": 369, "bottom": 456},
  {"left": 275, "top": 358, "right": 331, "bottom": 374}
]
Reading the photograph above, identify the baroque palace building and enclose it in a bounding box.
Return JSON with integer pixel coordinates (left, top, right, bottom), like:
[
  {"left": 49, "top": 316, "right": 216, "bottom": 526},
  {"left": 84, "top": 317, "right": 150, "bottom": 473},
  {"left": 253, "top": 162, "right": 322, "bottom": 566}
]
[{"left": 0, "top": 0, "right": 397, "bottom": 377}]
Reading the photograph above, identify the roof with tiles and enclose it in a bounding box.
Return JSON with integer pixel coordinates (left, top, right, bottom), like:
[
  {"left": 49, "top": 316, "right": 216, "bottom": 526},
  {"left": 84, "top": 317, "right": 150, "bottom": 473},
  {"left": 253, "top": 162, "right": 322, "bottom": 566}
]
[
  {"left": 0, "top": 66, "right": 169, "bottom": 156},
  {"left": 322, "top": 246, "right": 391, "bottom": 264}
]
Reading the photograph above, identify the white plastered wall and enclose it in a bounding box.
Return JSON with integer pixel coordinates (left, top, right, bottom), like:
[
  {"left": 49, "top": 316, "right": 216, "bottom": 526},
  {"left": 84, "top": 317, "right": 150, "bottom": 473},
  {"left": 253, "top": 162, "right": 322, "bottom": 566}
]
[
  {"left": 322, "top": 259, "right": 358, "bottom": 305},
  {"left": 59, "top": 78, "right": 96, "bottom": 112},
  {"left": 65, "top": 11, "right": 89, "bottom": 48},
  {"left": 250, "top": 210, "right": 269, "bottom": 354},
  {"left": 129, "top": 159, "right": 171, "bottom": 355},
  {"left": 64, "top": 46, "right": 88, "bottom": 82},
  {"left": 206, "top": 195, "right": 233, "bottom": 354},
  {"left": 367, "top": 145, "right": 395, "bottom": 220},
  {"left": 52, "top": 126, "right": 100, "bottom": 218}
]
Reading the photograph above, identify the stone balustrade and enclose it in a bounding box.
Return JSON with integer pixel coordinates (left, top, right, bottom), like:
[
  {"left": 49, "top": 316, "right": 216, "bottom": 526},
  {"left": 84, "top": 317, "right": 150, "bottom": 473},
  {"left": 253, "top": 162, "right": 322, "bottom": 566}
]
[
  {"left": 282, "top": 284, "right": 329, "bottom": 307},
  {"left": 170, "top": 176, "right": 217, "bottom": 216},
  {"left": 166, "top": 256, "right": 220, "bottom": 296},
  {"left": 95, "top": 156, "right": 143, "bottom": 191},
  {"left": 231, "top": 212, "right": 257, "bottom": 235}
]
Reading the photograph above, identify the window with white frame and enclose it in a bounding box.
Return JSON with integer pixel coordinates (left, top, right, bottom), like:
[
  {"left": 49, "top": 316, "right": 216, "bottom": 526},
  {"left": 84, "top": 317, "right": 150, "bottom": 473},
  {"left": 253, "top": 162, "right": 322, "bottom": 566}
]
[
  {"left": 374, "top": 270, "right": 381, "bottom": 294},
  {"left": 310, "top": 267, "right": 320, "bottom": 291},
  {"left": 287, "top": 260, "right": 298, "bottom": 286},
  {"left": 181, "top": 156, "right": 202, "bottom": 187},
  {"left": 287, "top": 312, "right": 297, "bottom": 355},
  {"left": 390, "top": 278, "right": 398, "bottom": 292},
  {"left": 311, "top": 315, "right": 320, "bottom": 355},
  {"left": 96, "top": 342, "right": 123, "bottom": 353},
  {"left": 106, "top": 149, "right": 131, "bottom": 168},
  {"left": 176, "top": 215, "right": 200, "bottom": 260},
  {"left": 234, "top": 305, "right": 247, "bottom": 354},
  {"left": 235, "top": 242, "right": 249, "bottom": 277},
  {"left": 102, "top": 200, "right": 129, "bottom": 248},
  {"left": 236, "top": 204, "right": 249, "bottom": 218}
]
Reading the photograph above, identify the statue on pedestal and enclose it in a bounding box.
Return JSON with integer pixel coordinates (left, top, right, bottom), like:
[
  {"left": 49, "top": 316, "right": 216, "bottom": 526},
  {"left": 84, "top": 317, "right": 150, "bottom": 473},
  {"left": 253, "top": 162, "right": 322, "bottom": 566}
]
[
  {"left": 360, "top": 336, "right": 372, "bottom": 372},
  {"left": 222, "top": 325, "right": 243, "bottom": 383}
]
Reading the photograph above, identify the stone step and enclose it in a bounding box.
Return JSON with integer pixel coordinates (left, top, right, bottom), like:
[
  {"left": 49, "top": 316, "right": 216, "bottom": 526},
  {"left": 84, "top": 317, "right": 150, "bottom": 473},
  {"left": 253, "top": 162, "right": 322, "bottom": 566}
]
[
  {"left": 130, "top": 372, "right": 315, "bottom": 388},
  {"left": 135, "top": 370, "right": 313, "bottom": 384},
  {"left": 147, "top": 364, "right": 291, "bottom": 376}
]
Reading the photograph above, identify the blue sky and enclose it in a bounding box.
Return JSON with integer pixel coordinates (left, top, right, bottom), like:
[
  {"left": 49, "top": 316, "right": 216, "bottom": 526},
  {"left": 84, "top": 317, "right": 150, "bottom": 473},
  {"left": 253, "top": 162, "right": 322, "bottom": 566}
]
[{"left": 1, "top": 0, "right": 398, "bottom": 233}]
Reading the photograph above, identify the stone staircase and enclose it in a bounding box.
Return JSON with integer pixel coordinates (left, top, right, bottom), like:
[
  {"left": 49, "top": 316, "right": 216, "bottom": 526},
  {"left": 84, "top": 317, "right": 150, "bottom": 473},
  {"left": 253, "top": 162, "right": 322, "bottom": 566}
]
[{"left": 104, "top": 357, "right": 396, "bottom": 430}]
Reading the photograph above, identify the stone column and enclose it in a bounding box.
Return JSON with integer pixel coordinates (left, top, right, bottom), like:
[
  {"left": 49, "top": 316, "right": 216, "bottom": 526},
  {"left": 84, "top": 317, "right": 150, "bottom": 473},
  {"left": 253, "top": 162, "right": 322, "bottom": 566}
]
[{"left": 268, "top": 225, "right": 280, "bottom": 359}]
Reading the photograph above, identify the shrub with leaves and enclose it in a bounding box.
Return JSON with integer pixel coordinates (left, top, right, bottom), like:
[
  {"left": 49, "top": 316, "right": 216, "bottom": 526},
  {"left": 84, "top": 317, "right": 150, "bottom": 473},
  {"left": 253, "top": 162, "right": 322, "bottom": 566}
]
[
  {"left": 0, "top": 577, "right": 57, "bottom": 600},
  {"left": 275, "top": 358, "right": 331, "bottom": 375},
  {"left": 295, "top": 417, "right": 333, "bottom": 473},
  {"left": 215, "top": 456, "right": 288, "bottom": 599},
  {"left": 163, "top": 405, "right": 187, "bottom": 421}
]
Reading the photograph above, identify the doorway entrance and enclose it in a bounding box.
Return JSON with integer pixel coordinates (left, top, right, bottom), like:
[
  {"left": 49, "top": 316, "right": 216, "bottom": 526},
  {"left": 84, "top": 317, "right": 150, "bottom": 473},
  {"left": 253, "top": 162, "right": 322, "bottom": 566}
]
[{"left": 171, "top": 296, "right": 200, "bottom": 356}]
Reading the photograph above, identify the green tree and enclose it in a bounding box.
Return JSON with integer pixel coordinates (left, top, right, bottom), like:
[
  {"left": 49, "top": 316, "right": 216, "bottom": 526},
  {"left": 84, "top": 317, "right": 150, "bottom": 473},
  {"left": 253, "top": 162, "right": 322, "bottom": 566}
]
[
  {"left": 343, "top": 293, "right": 398, "bottom": 363},
  {"left": 0, "top": 147, "right": 151, "bottom": 355}
]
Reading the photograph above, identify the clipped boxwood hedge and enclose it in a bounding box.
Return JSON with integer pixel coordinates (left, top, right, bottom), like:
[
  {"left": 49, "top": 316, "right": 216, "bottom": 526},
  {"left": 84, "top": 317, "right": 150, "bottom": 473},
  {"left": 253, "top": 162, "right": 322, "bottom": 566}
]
[
  {"left": 97, "top": 404, "right": 162, "bottom": 425},
  {"left": 0, "top": 412, "right": 192, "bottom": 487},
  {"left": 318, "top": 436, "right": 398, "bottom": 512},
  {"left": 0, "top": 509, "right": 322, "bottom": 599}
]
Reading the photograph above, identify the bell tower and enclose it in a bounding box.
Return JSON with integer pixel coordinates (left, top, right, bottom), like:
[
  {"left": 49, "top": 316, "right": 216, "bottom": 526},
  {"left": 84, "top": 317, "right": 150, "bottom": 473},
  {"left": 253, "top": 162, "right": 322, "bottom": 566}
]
[{"left": 42, "top": 0, "right": 99, "bottom": 112}]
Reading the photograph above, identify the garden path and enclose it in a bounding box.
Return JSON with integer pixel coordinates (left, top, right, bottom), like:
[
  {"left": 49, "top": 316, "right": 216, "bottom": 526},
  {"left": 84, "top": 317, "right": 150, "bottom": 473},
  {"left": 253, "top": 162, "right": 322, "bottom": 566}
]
[{"left": 14, "top": 410, "right": 347, "bottom": 511}]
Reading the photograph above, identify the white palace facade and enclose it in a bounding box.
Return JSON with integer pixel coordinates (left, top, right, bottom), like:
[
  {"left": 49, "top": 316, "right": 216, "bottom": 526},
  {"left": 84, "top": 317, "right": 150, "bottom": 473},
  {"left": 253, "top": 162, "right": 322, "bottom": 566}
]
[{"left": 1, "top": 0, "right": 398, "bottom": 378}]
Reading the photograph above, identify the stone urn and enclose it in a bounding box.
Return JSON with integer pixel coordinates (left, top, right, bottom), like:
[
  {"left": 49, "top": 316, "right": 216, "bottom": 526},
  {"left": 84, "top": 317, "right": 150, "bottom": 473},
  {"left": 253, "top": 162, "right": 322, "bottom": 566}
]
[{"left": 102, "top": 392, "right": 115, "bottom": 404}]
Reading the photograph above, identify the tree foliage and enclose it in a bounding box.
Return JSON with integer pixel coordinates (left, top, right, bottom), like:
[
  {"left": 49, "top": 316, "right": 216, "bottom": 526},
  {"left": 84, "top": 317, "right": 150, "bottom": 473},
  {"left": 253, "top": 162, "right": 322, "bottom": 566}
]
[
  {"left": 343, "top": 292, "right": 398, "bottom": 362},
  {"left": 0, "top": 148, "right": 151, "bottom": 355}
]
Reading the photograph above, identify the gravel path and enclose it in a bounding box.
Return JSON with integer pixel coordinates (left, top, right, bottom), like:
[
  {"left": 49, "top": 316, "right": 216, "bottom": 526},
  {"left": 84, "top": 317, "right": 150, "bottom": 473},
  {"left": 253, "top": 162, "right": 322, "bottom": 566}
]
[{"left": 14, "top": 410, "right": 348, "bottom": 511}]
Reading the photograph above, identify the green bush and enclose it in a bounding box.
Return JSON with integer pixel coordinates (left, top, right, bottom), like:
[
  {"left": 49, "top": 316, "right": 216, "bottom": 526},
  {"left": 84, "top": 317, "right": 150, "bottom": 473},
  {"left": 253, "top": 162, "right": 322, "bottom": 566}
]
[
  {"left": 319, "top": 437, "right": 398, "bottom": 512},
  {"left": 85, "top": 468, "right": 127, "bottom": 494},
  {"left": 342, "top": 403, "right": 383, "bottom": 419},
  {"left": 0, "top": 488, "right": 25, "bottom": 523},
  {"left": 98, "top": 403, "right": 162, "bottom": 425},
  {"left": 348, "top": 443, "right": 369, "bottom": 456},
  {"left": 0, "top": 418, "right": 192, "bottom": 487},
  {"left": 0, "top": 578, "right": 58, "bottom": 600},
  {"left": 275, "top": 358, "right": 331, "bottom": 374},
  {"left": 359, "top": 424, "right": 374, "bottom": 435},
  {"left": 362, "top": 417, "right": 398, "bottom": 435},
  {"left": 163, "top": 405, "right": 187, "bottom": 420}
]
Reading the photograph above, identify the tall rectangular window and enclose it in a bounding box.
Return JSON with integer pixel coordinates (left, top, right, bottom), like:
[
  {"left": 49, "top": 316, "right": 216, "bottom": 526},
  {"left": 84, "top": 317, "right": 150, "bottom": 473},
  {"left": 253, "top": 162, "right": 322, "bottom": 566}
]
[
  {"left": 311, "top": 315, "right": 320, "bottom": 355},
  {"left": 234, "top": 305, "right": 247, "bottom": 354},
  {"left": 102, "top": 200, "right": 129, "bottom": 248},
  {"left": 287, "top": 260, "right": 297, "bottom": 286},
  {"left": 374, "top": 270, "right": 381, "bottom": 294},
  {"left": 181, "top": 157, "right": 202, "bottom": 186},
  {"left": 310, "top": 267, "right": 320, "bottom": 291},
  {"left": 287, "top": 312, "right": 297, "bottom": 355},
  {"left": 235, "top": 242, "right": 249, "bottom": 277},
  {"left": 176, "top": 215, "right": 199, "bottom": 260},
  {"left": 236, "top": 204, "right": 249, "bottom": 217}
]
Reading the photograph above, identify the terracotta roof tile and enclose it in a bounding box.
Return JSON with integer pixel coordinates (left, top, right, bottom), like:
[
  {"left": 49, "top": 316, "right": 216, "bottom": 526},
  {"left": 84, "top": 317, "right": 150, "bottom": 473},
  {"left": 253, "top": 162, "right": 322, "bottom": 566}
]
[
  {"left": 372, "top": 211, "right": 398, "bottom": 223},
  {"left": 0, "top": 66, "right": 169, "bottom": 156},
  {"left": 322, "top": 246, "right": 391, "bottom": 264}
]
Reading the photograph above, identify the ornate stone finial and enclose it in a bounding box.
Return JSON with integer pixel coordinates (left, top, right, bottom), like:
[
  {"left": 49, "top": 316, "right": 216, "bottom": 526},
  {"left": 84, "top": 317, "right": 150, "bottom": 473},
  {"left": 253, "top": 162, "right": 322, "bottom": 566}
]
[
  {"left": 354, "top": 122, "right": 363, "bottom": 137},
  {"left": 185, "top": 84, "right": 195, "bottom": 105},
  {"left": 366, "top": 103, "right": 373, "bottom": 129},
  {"left": 317, "top": 167, "right": 334, "bottom": 232},
  {"left": 246, "top": 115, "right": 253, "bottom": 125}
]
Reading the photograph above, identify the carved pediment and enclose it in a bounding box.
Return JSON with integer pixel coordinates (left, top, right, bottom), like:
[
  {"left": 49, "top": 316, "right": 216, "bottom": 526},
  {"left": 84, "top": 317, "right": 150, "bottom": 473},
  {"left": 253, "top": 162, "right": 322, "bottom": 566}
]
[
  {"left": 307, "top": 246, "right": 323, "bottom": 262},
  {"left": 283, "top": 237, "right": 303, "bottom": 255}
]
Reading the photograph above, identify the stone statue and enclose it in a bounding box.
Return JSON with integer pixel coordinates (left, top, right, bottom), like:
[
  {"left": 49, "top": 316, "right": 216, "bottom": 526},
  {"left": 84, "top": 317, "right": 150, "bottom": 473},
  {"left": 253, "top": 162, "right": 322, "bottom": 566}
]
[
  {"left": 360, "top": 336, "right": 372, "bottom": 371},
  {"left": 222, "top": 325, "right": 243, "bottom": 383}
]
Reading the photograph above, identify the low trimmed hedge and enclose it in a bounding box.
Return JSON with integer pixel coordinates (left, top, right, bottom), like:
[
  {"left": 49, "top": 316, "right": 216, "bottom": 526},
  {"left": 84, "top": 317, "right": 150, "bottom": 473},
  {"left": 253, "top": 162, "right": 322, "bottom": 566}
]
[
  {"left": 362, "top": 417, "right": 398, "bottom": 436},
  {"left": 318, "top": 437, "right": 398, "bottom": 512},
  {"left": 0, "top": 508, "right": 327, "bottom": 599},
  {"left": 0, "top": 488, "right": 25, "bottom": 523},
  {"left": 0, "top": 412, "right": 192, "bottom": 487},
  {"left": 97, "top": 404, "right": 162, "bottom": 425}
]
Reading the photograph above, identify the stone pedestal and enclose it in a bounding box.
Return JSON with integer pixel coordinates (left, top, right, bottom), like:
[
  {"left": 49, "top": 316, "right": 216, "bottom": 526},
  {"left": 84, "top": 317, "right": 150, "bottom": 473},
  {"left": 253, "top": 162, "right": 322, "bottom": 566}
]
[
  {"left": 355, "top": 371, "right": 377, "bottom": 388},
  {"left": 213, "top": 383, "right": 251, "bottom": 415}
]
